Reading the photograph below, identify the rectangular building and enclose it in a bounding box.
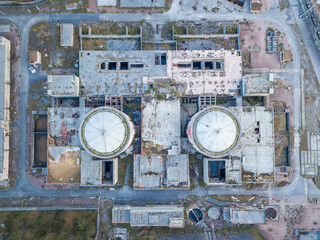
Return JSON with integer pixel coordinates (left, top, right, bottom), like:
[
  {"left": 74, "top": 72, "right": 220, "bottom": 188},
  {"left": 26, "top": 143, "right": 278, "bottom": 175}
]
[
  {"left": 60, "top": 23, "right": 74, "bottom": 47},
  {"left": 29, "top": 50, "right": 41, "bottom": 66},
  {"left": 240, "top": 73, "right": 274, "bottom": 96},
  {"left": 231, "top": 106, "right": 275, "bottom": 183},
  {"left": 230, "top": 207, "right": 266, "bottom": 224},
  {"left": 0, "top": 36, "right": 10, "bottom": 182},
  {"left": 79, "top": 50, "right": 242, "bottom": 96},
  {"left": 47, "top": 75, "right": 80, "bottom": 98},
  {"left": 133, "top": 154, "right": 189, "bottom": 189},
  {"left": 112, "top": 205, "right": 184, "bottom": 227}
]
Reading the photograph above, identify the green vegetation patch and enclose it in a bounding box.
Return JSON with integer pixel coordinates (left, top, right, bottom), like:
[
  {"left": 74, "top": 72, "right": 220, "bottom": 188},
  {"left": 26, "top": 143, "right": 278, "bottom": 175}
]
[
  {"left": 126, "top": 223, "right": 201, "bottom": 240},
  {"left": 216, "top": 224, "right": 264, "bottom": 240},
  {"left": 117, "top": 155, "right": 133, "bottom": 188},
  {"left": 0, "top": 210, "right": 97, "bottom": 240}
]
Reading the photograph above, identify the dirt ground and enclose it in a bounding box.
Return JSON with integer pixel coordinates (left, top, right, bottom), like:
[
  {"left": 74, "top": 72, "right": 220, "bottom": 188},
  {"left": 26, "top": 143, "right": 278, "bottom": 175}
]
[
  {"left": 269, "top": 78, "right": 294, "bottom": 126},
  {"left": 258, "top": 197, "right": 320, "bottom": 240},
  {"left": 47, "top": 150, "right": 80, "bottom": 184},
  {"left": 240, "top": 20, "right": 291, "bottom": 69},
  {"left": 29, "top": 21, "right": 80, "bottom": 73}
]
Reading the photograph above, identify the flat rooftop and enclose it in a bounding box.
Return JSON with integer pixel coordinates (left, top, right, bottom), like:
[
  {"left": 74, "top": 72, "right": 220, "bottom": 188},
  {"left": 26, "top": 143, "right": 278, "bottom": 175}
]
[
  {"left": 0, "top": 36, "right": 10, "bottom": 182},
  {"left": 60, "top": 23, "right": 74, "bottom": 47},
  {"left": 231, "top": 106, "right": 275, "bottom": 182},
  {"left": 79, "top": 51, "right": 166, "bottom": 96},
  {"left": 230, "top": 207, "right": 266, "bottom": 224},
  {"left": 79, "top": 50, "right": 242, "bottom": 96},
  {"left": 120, "top": 0, "right": 165, "bottom": 7},
  {"left": 133, "top": 154, "right": 189, "bottom": 189},
  {"left": 47, "top": 75, "right": 80, "bottom": 97},
  {"left": 241, "top": 73, "right": 273, "bottom": 96},
  {"left": 48, "top": 107, "right": 91, "bottom": 147},
  {"left": 112, "top": 205, "right": 184, "bottom": 227},
  {"left": 141, "top": 97, "right": 181, "bottom": 155},
  {"left": 80, "top": 150, "right": 102, "bottom": 186},
  {"left": 47, "top": 146, "right": 81, "bottom": 184},
  {"left": 0, "top": 44, "right": 4, "bottom": 121}
]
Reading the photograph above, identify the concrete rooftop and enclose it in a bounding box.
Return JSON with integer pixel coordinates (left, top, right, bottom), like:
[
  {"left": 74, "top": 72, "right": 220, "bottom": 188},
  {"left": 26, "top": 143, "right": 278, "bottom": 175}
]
[
  {"left": 231, "top": 106, "right": 275, "bottom": 182},
  {"left": 141, "top": 97, "right": 181, "bottom": 155},
  {"left": 133, "top": 154, "right": 189, "bottom": 189},
  {"left": 79, "top": 50, "right": 242, "bottom": 96},
  {"left": 48, "top": 107, "right": 91, "bottom": 147}
]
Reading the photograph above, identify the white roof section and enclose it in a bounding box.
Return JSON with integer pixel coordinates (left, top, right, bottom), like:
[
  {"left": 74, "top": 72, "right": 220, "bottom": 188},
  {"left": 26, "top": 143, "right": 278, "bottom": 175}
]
[
  {"left": 79, "top": 106, "right": 134, "bottom": 159},
  {"left": 47, "top": 75, "right": 80, "bottom": 97},
  {"left": 187, "top": 106, "right": 241, "bottom": 158},
  {"left": 196, "top": 110, "right": 237, "bottom": 153},
  {"left": 97, "top": 0, "right": 117, "bottom": 6}
]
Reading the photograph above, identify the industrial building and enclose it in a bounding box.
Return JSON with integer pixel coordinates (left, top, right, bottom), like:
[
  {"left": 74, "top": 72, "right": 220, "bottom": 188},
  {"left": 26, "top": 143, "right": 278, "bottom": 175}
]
[
  {"left": 47, "top": 75, "right": 80, "bottom": 98},
  {"left": 46, "top": 105, "right": 133, "bottom": 185},
  {"left": 191, "top": 106, "right": 275, "bottom": 184},
  {"left": 45, "top": 45, "right": 275, "bottom": 187},
  {"left": 224, "top": 207, "right": 266, "bottom": 224},
  {"left": 133, "top": 154, "right": 189, "bottom": 189},
  {"left": 112, "top": 205, "right": 184, "bottom": 227},
  {"left": 28, "top": 50, "right": 41, "bottom": 66},
  {"left": 79, "top": 50, "right": 242, "bottom": 96},
  {"left": 240, "top": 73, "right": 274, "bottom": 96},
  {"left": 0, "top": 36, "right": 10, "bottom": 183}
]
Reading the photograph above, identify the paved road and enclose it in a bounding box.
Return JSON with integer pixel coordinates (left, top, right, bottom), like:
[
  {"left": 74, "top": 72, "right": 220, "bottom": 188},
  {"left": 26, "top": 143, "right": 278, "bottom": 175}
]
[{"left": 0, "top": 0, "right": 318, "bottom": 203}]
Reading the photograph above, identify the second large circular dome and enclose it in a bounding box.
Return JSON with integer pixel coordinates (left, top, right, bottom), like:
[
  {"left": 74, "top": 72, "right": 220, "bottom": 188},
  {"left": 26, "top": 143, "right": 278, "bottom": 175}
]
[{"left": 187, "top": 106, "right": 241, "bottom": 158}]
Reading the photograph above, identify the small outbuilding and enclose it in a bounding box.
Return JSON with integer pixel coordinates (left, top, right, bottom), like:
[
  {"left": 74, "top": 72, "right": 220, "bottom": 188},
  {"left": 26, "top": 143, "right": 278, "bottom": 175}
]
[
  {"left": 60, "top": 23, "right": 74, "bottom": 47},
  {"left": 29, "top": 50, "right": 41, "bottom": 66}
]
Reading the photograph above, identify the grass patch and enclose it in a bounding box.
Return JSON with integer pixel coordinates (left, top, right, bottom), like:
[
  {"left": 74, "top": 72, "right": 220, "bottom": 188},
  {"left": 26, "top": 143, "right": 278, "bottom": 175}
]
[
  {"left": 0, "top": 210, "right": 97, "bottom": 240},
  {"left": 82, "top": 38, "right": 106, "bottom": 50},
  {"left": 189, "top": 154, "right": 206, "bottom": 188},
  {"left": 116, "top": 155, "right": 133, "bottom": 187},
  {"left": 216, "top": 224, "right": 264, "bottom": 240},
  {"left": 279, "top": 0, "right": 290, "bottom": 11},
  {"left": 127, "top": 222, "right": 201, "bottom": 240}
]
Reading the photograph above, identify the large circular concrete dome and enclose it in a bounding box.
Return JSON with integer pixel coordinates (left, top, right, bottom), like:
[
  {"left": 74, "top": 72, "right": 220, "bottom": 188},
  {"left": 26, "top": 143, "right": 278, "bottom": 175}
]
[
  {"left": 79, "top": 106, "right": 135, "bottom": 159},
  {"left": 187, "top": 106, "right": 241, "bottom": 158}
]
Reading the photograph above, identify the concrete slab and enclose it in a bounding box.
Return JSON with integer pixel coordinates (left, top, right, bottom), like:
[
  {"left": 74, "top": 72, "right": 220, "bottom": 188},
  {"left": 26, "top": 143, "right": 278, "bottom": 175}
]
[
  {"left": 141, "top": 97, "right": 181, "bottom": 155},
  {"left": 120, "top": 0, "right": 165, "bottom": 7},
  {"left": 230, "top": 107, "right": 275, "bottom": 182}
]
